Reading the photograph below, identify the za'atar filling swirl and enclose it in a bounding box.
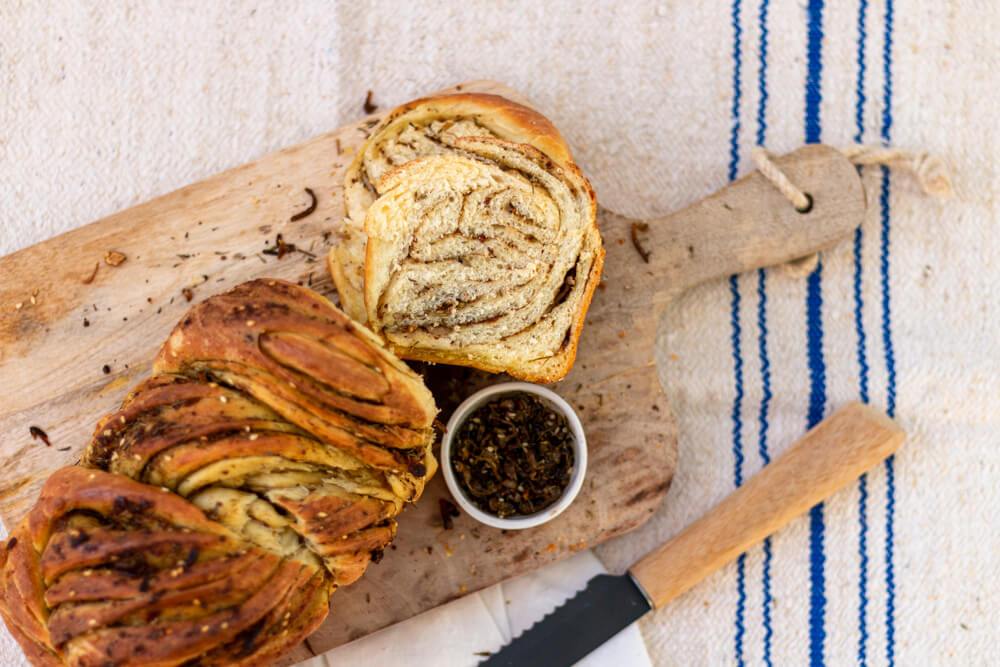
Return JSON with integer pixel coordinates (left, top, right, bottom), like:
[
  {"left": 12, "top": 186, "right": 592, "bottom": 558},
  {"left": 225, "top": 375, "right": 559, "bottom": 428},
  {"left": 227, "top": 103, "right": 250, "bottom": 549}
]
[{"left": 364, "top": 136, "right": 601, "bottom": 369}]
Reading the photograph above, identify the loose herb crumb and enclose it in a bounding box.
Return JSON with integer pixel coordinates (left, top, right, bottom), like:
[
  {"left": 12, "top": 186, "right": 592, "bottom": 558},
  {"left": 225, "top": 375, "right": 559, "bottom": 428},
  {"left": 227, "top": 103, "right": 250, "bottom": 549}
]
[
  {"left": 182, "top": 287, "right": 194, "bottom": 302},
  {"left": 102, "top": 364, "right": 111, "bottom": 375},
  {"left": 630, "top": 222, "right": 651, "bottom": 263},
  {"left": 81, "top": 262, "right": 100, "bottom": 284},
  {"left": 451, "top": 393, "right": 574, "bottom": 518},
  {"left": 262, "top": 233, "right": 295, "bottom": 259},
  {"left": 104, "top": 250, "right": 127, "bottom": 267},
  {"left": 29, "top": 426, "right": 51, "bottom": 447},
  {"left": 363, "top": 90, "right": 378, "bottom": 114},
  {"left": 439, "top": 498, "right": 460, "bottom": 530},
  {"left": 290, "top": 188, "right": 318, "bottom": 222}
]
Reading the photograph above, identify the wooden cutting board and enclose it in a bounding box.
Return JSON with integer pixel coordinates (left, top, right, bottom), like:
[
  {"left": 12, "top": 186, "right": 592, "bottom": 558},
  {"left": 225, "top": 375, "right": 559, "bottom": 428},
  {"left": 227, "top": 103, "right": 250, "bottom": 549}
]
[{"left": 0, "top": 80, "right": 863, "bottom": 661}]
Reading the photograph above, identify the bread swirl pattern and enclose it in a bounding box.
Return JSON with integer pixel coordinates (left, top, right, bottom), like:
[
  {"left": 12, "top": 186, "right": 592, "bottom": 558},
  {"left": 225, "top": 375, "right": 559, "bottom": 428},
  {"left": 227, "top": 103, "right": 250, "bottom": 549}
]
[
  {"left": 332, "top": 93, "right": 577, "bottom": 325},
  {"left": 364, "top": 137, "right": 603, "bottom": 381},
  {"left": 0, "top": 279, "right": 437, "bottom": 666},
  {"left": 331, "top": 93, "right": 603, "bottom": 382}
]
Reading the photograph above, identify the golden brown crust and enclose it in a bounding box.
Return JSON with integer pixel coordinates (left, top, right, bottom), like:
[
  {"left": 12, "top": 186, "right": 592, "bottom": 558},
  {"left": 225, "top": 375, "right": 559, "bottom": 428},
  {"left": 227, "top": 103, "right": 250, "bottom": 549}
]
[
  {"left": 0, "top": 279, "right": 438, "bottom": 666},
  {"left": 1, "top": 467, "right": 325, "bottom": 666},
  {"left": 374, "top": 92, "right": 574, "bottom": 168}
]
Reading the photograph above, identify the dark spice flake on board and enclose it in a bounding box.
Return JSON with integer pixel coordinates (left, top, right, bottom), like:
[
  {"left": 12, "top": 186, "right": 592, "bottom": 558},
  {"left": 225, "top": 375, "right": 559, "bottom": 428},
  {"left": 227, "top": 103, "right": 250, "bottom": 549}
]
[
  {"left": 363, "top": 90, "right": 378, "bottom": 114},
  {"left": 182, "top": 287, "right": 194, "bottom": 302},
  {"left": 439, "top": 498, "right": 460, "bottom": 530},
  {"left": 29, "top": 426, "right": 51, "bottom": 447},
  {"left": 262, "top": 233, "right": 295, "bottom": 259},
  {"left": 290, "top": 188, "right": 318, "bottom": 222},
  {"left": 451, "top": 392, "right": 574, "bottom": 518},
  {"left": 630, "top": 222, "right": 651, "bottom": 263}
]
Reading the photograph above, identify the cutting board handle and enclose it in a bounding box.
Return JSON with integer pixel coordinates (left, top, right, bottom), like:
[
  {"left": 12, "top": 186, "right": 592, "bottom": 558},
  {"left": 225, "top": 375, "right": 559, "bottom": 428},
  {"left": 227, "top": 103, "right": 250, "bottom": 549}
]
[
  {"left": 627, "top": 402, "right": 904, "bottom": 609},
  {"left": 631, "top": 144, "right": 865, "bottom": 299}
]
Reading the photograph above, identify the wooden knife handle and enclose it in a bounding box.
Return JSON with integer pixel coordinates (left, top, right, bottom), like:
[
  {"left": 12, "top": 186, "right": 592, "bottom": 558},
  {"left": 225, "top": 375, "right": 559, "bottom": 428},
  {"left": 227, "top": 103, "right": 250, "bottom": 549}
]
[{"left": 628, "top": 402, "right": 904, "bottom": 609}]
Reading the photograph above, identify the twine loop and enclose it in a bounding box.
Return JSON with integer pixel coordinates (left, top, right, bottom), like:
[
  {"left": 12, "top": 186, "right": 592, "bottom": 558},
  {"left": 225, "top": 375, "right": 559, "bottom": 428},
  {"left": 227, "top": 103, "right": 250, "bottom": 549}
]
[{"left": 751, "top": 144, "right": 953, "bottom": 277}]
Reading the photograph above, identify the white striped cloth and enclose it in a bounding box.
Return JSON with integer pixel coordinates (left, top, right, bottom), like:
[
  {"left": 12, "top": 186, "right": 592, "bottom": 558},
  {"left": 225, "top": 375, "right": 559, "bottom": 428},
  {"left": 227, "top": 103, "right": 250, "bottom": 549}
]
[{"left": 0, "top": 2, "right": 993, "bottom": 665}]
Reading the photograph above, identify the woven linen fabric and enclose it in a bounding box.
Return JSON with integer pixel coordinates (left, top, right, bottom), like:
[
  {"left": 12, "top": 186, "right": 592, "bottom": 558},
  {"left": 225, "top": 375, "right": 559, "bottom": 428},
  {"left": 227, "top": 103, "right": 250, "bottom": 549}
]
[{"left": 1, "top": 1, "right": 995, "bottom": 665}]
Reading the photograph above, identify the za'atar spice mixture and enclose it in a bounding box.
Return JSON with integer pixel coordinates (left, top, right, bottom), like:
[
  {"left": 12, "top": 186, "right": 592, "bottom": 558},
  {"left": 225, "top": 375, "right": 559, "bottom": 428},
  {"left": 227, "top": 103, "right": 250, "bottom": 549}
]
[{"left": 451, "top": 392, "right": 575, "bottom": 518}]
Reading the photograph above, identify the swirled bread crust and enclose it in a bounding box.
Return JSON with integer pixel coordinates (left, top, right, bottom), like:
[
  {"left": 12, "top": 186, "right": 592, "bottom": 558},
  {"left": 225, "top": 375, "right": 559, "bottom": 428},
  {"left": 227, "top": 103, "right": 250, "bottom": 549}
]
[
  {"left": 0, "top": 279, "right": 437, "bottom": 666},
  {"left": 330, "top": 93, "right": 602, "bottom": 382},
  {"left": 332, "top": 93, "right": 578, "bottom": 324}
]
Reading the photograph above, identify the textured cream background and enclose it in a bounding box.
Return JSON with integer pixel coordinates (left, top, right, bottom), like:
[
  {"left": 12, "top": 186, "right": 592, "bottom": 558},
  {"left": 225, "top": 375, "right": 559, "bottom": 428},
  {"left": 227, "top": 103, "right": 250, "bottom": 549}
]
[{"left": 1, "top": 1, "right": 997, "bottom": 665}]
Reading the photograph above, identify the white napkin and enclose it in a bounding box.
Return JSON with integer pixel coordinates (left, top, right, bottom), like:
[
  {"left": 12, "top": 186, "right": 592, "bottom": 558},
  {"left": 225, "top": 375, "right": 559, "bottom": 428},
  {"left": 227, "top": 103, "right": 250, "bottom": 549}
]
[{"left": 298, "top": 551, "right": 652, "bottom": 667}]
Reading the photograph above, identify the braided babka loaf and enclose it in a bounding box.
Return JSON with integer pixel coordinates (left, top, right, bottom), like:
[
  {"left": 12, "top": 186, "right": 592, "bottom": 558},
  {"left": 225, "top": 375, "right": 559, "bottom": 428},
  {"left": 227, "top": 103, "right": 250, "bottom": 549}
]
[
  {"left": 0, "top": 279, "right": 437, "bottom": 666},
  {"left": 329, "top": 93, "right": 603, "bottom": 383}
]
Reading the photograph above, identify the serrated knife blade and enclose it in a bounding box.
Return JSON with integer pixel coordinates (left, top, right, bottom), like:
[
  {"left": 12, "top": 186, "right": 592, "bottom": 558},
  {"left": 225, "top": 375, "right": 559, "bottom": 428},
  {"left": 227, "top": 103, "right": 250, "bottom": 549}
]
[{"left": 480, "top": 573, "right": 652, "bottom": 667}]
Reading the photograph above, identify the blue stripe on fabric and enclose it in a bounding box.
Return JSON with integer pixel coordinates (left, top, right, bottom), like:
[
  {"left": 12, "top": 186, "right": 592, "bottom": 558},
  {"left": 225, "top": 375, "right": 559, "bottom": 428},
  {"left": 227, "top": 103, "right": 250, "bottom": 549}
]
[
  {"left": 756, "top": 269, "right": 775, "bottom": 666},
  {"left": 755, "top": 0, "right": 770, "bottom": 147},
  {"left": 852, "top": 0, "right": 872, "bottom": 664},
  {"left": 754, "top": 1, "right": 774, "bottom": 661},
  {"left": 730, "top": 273, "right": 747, "bottom": 667},
  {"left": 880, "top": 0, "right": 898, "bottom": 663},
  {"left": 855, "top": 224, "right": 872, "bottom": 667},
  {"left": 729, "top": 0, "right": 744, "bottom": 183},
  {"left": 884, "top": 454, "right": 897, "bottom": 665},
  {"left": 803, "top": 2, "right": 827, "bottom": 664},
  {"left": 804, "top": 0, "right": 825, "bottom": 145},
  {"left": 728, "top": 1, "right": 747, "bottom": 664},
  {"left": 736, "top": 552, "right": 748, "bottom": 666},
  {"left": 853, "top": 226, "right": 870, "bottom": 405},
  {"left": 857, "top": 472, "right": 871, "bottom": 665},
  {"left": 806, "top": 263, "right": 827, "bottom": 667},
  {"left": 881, "top": 2, "right": 895, "bottom": 147},
  {"left": 854, "top": 0, "right": 869, "bottom": 147},
  {"left": 879, "top": 165, "right": 898, "bottom": 666}
]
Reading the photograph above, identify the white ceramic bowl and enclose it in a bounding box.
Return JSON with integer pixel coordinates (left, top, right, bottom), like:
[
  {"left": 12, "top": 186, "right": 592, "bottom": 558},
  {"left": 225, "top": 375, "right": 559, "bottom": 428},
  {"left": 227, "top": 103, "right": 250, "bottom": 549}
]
[{"left": 440, "top": 382, "right": 587, "bottom": 530}]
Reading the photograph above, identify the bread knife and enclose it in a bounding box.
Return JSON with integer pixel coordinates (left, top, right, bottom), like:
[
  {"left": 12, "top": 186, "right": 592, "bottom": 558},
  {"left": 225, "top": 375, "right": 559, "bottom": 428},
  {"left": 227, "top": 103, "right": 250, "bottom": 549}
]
[{"left": 482, "top": 402, "right": 904, "bottom": 666}]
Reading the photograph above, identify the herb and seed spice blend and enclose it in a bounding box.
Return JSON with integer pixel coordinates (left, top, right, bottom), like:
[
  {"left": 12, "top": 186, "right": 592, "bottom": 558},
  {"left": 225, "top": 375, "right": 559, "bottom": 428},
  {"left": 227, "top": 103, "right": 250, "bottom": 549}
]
[{"left": 451, "top": 392, "right": 574, "bottom": 518}]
